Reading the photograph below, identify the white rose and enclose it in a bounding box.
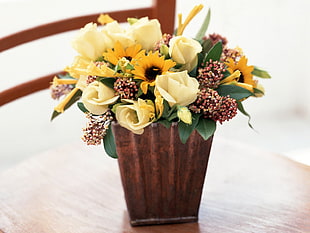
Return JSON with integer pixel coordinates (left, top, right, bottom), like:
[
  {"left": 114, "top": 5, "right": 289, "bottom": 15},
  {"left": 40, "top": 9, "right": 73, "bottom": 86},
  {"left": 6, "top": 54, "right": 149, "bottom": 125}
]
[
  {"left": 102, "top": 21, "right": 135, "bottom": 48},
  {"left": 128, "top": 17, "right": 162, "bottom": 50},
  {"left": 169, "top": 36, "right": 202, "bottom": 71},
  {"left": 155, "top": 71, "right": 199, "bottom": 107},
  {"left": 72, "top": 23, "right": 108, "bottom": 60},
  {"left": 115, "top": 99, "right": 155, "bottom": 134},
  {"left": 82, "top": 81, "right": 119, "bottom": 115}
]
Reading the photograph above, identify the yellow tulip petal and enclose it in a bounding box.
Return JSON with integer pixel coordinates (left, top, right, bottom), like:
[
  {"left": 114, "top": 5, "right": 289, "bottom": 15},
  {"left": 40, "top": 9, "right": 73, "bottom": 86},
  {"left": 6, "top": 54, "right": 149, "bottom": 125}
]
[
  {"left": 220, "top": 70, "right": 241, "bottom": 84},
  {"left": 52, "top": 76, "right": 77, "bottom": 86},
  {"left": 97, "top": 14, "right": 115, "bottom": 25},
  {"left": 177, "top": 4, "right": 204, "bottom": 36},
  {"left": 54, "top": 87, "right": 79, "bottom": 113},
  {"left": 140, "top": 81, "right": 149, "bottom": 94}
]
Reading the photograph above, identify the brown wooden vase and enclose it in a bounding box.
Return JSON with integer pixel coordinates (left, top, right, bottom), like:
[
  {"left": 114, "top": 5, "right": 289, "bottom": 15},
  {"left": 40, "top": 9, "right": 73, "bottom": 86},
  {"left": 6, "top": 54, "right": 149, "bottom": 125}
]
[{"left": 112, "top": 122, "right": 213, "bottom": 226}]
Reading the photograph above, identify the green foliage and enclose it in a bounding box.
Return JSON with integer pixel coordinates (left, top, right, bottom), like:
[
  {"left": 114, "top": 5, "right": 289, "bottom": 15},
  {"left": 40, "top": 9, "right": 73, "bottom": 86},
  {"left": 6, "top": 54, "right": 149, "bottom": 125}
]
[
  {"left": 204, "top": 41, "right": 223, "bottom": 63},
  {"left": 50, "top": 89, "right": 82, "bottom": 121},
  {"left": 161, "top": 100, "right": 178, "bottom": 120},
  {"left": 95, "top": 56, "right": 105, "bottom": 62},
  {"left": 57, "top": 73, "right": 76, "bottom": 80},
  {"left": 77, "top": 102, "right": 88, "bottom": 113},
  {"left": 237, "top": 101, "right": 253, "bottom": 129},
  {"left": 216, "top": 84, "right": 253, "bottom": 100},
  {"left": 97, "top": 77, "right": 116, "bottom": 89},
  {"left": 189, "top": 53, "right": 204, "bottom": 77},
  {"left": 253, "top": 87, "right": 264, "bottom": 96},
  {"left": 195, "top": 8, "right": 211, "bottom": 41},
  {"left": 178, "top": 114, "right": 200, "bottom": 144},
  {"left": 103, "top": 124, "right": 118, "bottom": 158},
  {"left": 252, "top": 67, "right": 271, "bottom": 79},
  {"left": 196, "top": 118, "right": 216, "bottom": 140},
  {"left": 202, "top": 38, "right": 213, "bottom": 54}
]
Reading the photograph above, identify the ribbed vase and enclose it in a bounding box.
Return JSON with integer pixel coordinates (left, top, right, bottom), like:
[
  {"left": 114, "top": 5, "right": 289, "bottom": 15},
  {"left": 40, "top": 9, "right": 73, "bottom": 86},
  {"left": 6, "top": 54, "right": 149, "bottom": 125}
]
[{"left": 112, "top": 122, "right": 213, "bottom": 226}]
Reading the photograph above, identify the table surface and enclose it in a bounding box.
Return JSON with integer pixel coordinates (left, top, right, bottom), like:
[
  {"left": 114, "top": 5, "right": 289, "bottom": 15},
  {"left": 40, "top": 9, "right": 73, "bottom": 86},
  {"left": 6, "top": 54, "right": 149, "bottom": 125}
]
[{"left": 0, "top": 137, "right": 309, "bottom": 233}]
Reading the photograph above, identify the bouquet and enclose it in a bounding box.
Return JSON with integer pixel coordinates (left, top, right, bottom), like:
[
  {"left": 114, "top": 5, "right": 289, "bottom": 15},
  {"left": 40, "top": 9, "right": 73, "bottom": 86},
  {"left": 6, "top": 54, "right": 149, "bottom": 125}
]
[{"left": 50, "top": 5, "right": 271, "bottom": 158}]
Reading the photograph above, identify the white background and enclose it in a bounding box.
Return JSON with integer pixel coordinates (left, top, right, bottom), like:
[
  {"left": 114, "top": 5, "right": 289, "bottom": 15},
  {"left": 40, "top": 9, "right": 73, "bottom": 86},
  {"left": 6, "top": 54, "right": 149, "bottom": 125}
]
[{"left": 0, "top": 0, "right": 310, "bottom": 170}]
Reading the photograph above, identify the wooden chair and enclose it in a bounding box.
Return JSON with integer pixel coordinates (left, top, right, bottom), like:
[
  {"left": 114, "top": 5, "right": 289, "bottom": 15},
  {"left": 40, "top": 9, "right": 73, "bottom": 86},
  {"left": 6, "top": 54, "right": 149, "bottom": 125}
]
[{"left": 0, "top": 0, "right": 176, "bottom": 106}]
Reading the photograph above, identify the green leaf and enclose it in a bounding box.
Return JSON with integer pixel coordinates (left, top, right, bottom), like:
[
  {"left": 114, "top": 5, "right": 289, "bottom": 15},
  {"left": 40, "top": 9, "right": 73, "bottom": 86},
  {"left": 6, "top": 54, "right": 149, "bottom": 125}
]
[
  {"left": 188, "top": 53, "right": 204, "bottom": 77},
  {"left": 253, "top": 87, "right": 264, "bottom": 96},
  {"left": 168, "top": 112, "right": 178, "bottom": 121},
  {"left": 51, "top": 110, "right": 61, "bottom": 120},
  {"left": 216, "top": 84, "right": 253, "bottom": 100},
  {"left": 95, "top": 56, "right": 105, "bottom": 62},
  {"left": 204, "top": 41, "right": 223, "bottom": 62},
  {"left": 103, "top": 125, "right": 118, "bottom": 158},
  {"left": 237, "top": 101, "right": 253, "bottom": 129},
  {"left": 50, "top": 89, "right": 82, "bottom": 121},
  {"left": 196, "top": 118, "right": 216, "bottom": 140},
  {"left": 161, "top": 100, "right": 171, "bottom": 119},
  {"left": 252, "top": 67, "right": 271, "bottom": 79},
  {"left": 202, "top": 38, "right": 213, "bottom": 54},
  {"left": 128, "top": 17, "right": 138, "bottom": 25},
  {"left": 97, "top": 77, "right": 116, "bottom": 89},
  {"left": 136, "top": 87, "right": 144, "bottom": 97},
  {"left": 178, "top": 114, "right": 200, "bottom": 144},
  {"left": 195, "top": 8, "right": 211, "bottom": 41},
  {"left": 125, "top": 63, "right": 134, "bottom": 70},
  {"left": 57, "top": 73, "right": 75, "bottom": 80},
  {"left": 77, "top": 102, "right": 88, "bottom": 113}
]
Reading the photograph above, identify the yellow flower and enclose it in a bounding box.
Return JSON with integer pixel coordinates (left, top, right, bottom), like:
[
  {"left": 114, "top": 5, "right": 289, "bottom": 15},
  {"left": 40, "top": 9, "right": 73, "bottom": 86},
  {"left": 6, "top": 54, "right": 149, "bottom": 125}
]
[
  {"left": 177, "top": 106, "right": 192, "bottom": 124},
  {"left": 103, "top": 41, "right": 145, "bottom": 65},
  {"left": 154, "top": 89, "right": 164, "bottom": 119},
  {"left": 155, "top": 71, "right": 199, "bottom": 107},
  {"left": 71, "top": 23, "right": 108, "bottom": 60},
  {"left": 168, "top": 35, "right": 202, "bottom": 72},
  {"left": 82, "top": 81, "right": 119, "bottom": 115},
  {"left": 115, "top": 99, "right": 155, "bottom": 134},
  {"left": 97, "top": 14, "right": 115, "bottom": 25},
  {"left": 102, "top": 21, "right": 135, "bottom": 49},
  {"left": 132, "top": 51, "right": 176, "bottom": 94},
  {"left": 65, "top": 57, "right": 115, "bottom": 78},
  {"left": 64, "top": 56, "right": 91, "bottom": 79},
  {"left": 128, "top": 17, "right": 162, "bottom": 50},
  {"left": 177, "top": 4, "right": 204, "bottom": 36},
  {"left": 54, "top": 87, "right": 79, "bottom": 113},
  {"left": 52, "top": 76, "right": 77, "bottom": 86},
  {"left": 223, "top": 56, "right": 256, "bottom": 92}
]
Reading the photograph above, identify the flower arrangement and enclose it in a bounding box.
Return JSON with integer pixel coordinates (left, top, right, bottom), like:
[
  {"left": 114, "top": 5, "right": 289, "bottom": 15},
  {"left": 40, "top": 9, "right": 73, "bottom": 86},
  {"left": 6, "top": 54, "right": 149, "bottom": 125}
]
[{"left": 50, "top": 5, "right": 271, "bottom": 158}]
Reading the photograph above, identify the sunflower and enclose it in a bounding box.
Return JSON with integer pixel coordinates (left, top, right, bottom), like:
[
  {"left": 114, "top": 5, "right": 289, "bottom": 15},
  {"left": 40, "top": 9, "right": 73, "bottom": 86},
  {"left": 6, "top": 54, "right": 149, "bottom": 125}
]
[
  {"left": 132, "top": 51, "right": 176, "bottom": 94},
  {"left": 222, "top": 56, "right": 256, "bottom": 92},
  {"left": 103, "top": 41, "right": 145, "bottom": 65}
]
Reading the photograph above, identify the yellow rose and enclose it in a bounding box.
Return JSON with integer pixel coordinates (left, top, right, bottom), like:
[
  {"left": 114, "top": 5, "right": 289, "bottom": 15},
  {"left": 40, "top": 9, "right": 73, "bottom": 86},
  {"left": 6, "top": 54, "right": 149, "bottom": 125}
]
[
  {"left": 168, "top": 36, "right": 202, "bottom": 71},
  {"left": 128, "top": 17, "right": 162, "bottom": 50},
  {"left": 72, "top": 23, "right": 108, "bottom": 60},
  {"left": 82, "top": 81, "right": 119, "bottom": 115},
  {"left": 102, "top": 21, "right": 135, "bottom": 48},
  {"left": 115, "top": 99, "right": 155, "bottom": 134},
  {"left": 155, "top": 71, "right": 199, "bottom": 107}
]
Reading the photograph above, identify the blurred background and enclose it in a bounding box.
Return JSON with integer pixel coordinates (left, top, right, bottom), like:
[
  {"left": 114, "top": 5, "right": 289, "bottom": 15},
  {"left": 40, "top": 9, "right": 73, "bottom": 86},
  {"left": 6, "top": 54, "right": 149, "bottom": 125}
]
[{"left": 0, "top": 0, "right": 309, "bottom": 171}]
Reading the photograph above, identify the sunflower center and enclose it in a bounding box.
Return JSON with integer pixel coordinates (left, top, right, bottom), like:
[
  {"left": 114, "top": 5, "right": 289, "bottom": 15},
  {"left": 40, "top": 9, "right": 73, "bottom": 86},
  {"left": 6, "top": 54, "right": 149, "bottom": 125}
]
[
  {"left": 238, "top": 72, "right": 244, "bottom": 83},
  {"left": 124, "top": 56, "right": 132, "bottom": 61},
  {"left": 145, "top": 66, "right": 162, "bottom": 81}
]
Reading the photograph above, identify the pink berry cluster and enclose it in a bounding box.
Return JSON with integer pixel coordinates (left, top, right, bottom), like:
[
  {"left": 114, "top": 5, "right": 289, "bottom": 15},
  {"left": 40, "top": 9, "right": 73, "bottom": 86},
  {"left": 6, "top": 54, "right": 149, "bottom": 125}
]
[{"left": 189, "top": 88, "right": 238, "bottom": 124}]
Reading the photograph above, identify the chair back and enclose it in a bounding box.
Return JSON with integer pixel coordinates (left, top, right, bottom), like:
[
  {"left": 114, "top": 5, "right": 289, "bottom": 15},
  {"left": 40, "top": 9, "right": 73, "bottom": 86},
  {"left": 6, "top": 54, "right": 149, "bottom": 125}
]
[{"left": 0, "top": 0, "right": 176, "bottom": 106}]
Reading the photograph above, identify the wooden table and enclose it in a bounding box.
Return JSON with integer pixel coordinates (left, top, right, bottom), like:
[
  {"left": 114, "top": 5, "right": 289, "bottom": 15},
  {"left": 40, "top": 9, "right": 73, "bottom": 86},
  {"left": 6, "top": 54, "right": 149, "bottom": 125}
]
[{"left": 0, "top": 137, "right": 309, "bottom": 233}]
